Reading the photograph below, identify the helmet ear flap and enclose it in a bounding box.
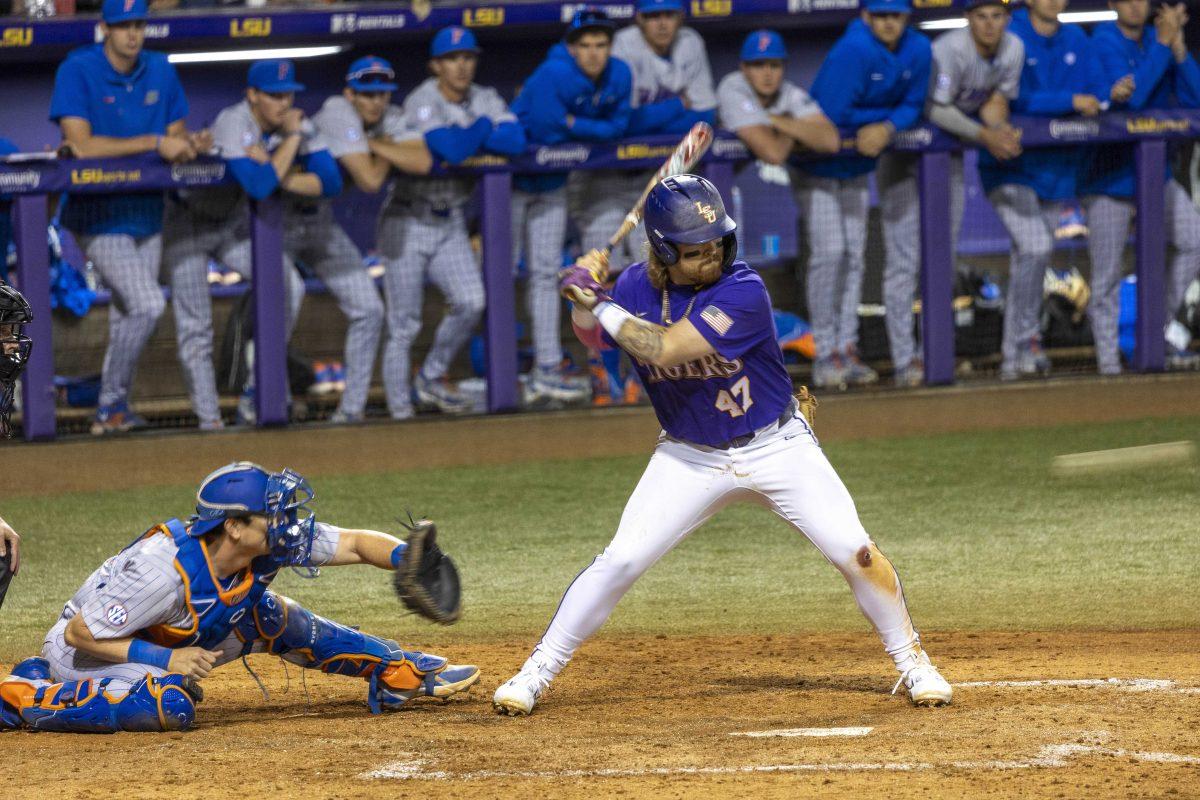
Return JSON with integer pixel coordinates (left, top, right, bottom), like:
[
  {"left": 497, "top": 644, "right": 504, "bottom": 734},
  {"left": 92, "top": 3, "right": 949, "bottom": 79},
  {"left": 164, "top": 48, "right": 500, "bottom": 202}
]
[{"left": 720, "top": 232, "right": 738, "bottom": 270}]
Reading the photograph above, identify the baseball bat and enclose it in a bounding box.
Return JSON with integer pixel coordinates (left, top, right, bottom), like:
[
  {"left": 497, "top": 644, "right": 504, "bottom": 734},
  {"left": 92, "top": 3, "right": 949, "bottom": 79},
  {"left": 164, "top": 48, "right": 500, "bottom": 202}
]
[{"left": 602, "top": 121, "right": 715, "bottom": 256}]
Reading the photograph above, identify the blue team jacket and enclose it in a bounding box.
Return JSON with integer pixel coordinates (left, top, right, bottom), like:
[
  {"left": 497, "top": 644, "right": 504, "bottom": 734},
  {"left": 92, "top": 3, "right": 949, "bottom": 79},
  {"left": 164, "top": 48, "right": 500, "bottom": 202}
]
[
  {"left": 978, "top": 9, "right": 1094, "bottom": 200},
  {"left": 510, "top": 42, "right": 632, "bottom": 192},
  {"left": 802, "top": 19, "right": 931, "bottom": 179},
  {"left": 1079, "top": 21, "right": 1200, "bottom": 198}
]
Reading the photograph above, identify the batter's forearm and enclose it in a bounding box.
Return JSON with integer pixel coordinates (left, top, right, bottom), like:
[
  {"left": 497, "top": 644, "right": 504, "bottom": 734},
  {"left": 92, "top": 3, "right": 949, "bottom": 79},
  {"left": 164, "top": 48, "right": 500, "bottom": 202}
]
[{"left": 615, "top": 319, "right": 667, "bottom": 363}]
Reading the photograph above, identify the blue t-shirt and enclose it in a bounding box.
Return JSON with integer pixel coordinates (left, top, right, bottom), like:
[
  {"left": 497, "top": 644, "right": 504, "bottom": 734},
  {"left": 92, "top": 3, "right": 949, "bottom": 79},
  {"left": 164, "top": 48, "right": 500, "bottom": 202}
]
[
  {"left": 606, "top": 260, "right": 793, "bottom": 447},
  {"left": 50, "top": 45, "right": 189, "bottom": 237},
  {"left": 0, "top": 137, "right": 16, "bottom": 267}
]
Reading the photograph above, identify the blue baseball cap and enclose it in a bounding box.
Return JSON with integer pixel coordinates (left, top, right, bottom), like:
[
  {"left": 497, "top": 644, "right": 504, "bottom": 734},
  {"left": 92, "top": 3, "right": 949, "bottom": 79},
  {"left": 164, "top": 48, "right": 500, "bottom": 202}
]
[
  {"left": 346, "top": 55, "right": 399, "bottom": 92},
  {"left": 248, "top": 59, "right": 305, "bottom": 93},
  {"left": 566, "top": 6, "right": 616, "bottom": 43},
  {"left": 431, "top": 26, "right": 482, "bottom": 58},
  {"left": 740, "top": 30, "right": 787, "bottom": 63},
  {"left": 965, "top": 0, "right": 1010, "bottom": 9},
  {"left": 102, "top": 0, "right": 148, "bottom": 24},
  {"left": 863, "top": 0, "right": 912, "bottom": 12},
  {"left": 637, "top": 0, "right": 684, "bottom": 13}
]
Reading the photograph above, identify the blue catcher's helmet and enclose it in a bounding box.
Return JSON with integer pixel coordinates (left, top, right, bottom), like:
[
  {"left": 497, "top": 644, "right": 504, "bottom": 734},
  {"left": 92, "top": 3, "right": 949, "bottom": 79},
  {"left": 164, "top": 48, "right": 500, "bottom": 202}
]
[
  {"left": 644, "top": 174, "right": 738, "bottom": 271},
  {"left": 189, "top": 461, "right": 317, "bottom": 570}
]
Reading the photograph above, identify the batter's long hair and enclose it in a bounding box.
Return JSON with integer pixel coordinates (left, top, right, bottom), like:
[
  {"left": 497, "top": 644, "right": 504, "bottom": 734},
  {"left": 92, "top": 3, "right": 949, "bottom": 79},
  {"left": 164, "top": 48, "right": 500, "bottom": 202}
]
[{"left": 645, "top": 244, "right": 670, "bottom": 291}]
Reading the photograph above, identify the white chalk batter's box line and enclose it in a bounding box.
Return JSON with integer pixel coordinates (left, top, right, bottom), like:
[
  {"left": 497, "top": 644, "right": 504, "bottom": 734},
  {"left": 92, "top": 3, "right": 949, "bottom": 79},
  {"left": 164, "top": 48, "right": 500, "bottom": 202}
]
[
  {"left": 362, "top": 743, "right": 1200, "bottom": 781},
  {"left": 954, "top": 677, "right": 1199, "bottom": 693}
]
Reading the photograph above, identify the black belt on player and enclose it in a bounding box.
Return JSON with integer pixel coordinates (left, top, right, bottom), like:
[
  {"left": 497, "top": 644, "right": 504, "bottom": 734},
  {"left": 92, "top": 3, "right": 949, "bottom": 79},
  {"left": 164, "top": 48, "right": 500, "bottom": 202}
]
[{"left": 710, "top": 397, "right": 798, "bottom": 450}]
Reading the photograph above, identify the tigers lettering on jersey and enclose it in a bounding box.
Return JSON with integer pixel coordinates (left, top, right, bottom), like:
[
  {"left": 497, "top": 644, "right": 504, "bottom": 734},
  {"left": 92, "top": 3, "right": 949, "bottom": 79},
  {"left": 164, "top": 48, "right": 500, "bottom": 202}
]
[{"left": 639, "top": 353, "right": 743, "bottom": 383}]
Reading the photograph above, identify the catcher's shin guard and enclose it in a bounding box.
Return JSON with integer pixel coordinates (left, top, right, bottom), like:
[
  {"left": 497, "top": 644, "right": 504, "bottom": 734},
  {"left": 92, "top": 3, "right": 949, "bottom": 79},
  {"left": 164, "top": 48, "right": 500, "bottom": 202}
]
[
  {"left": 240, "top": 592, "right": 478, "bottom": 713},
  {"left": 0, "top": 671, "right": 196, "bottom": 733}
]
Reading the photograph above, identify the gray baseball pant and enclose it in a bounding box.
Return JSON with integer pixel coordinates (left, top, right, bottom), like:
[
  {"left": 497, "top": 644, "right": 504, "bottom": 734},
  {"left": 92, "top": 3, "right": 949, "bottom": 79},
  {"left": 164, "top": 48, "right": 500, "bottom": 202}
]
[
  {"left": 77, "top": 233, "right": 166, "bottom": 409},
  {"left": 1084, "top": 180, "right": 1200, "bottom": 369},
  {"left": 877, "top": 153, "right": 964, "bottom": 372},
  {"left": 795, "top": 174, "right": 870, "bottom": 360},
  {"left": 285, "top": 206, "right": 384, "bottom": 418},
  {"left": 161, "top": 204, "right": 305, "bottom": 425},
  {"left": 378, "top": 207, "right": 485, "bottom": 418},
  {"left": 987, "top": 183, "right": 1060, "bottom": 368},
  {"left": 570, "top": 170, "right": 645, "bottom": 268},
  {"left": 511, "top": 186, "right": 568, "bottom": 370}
]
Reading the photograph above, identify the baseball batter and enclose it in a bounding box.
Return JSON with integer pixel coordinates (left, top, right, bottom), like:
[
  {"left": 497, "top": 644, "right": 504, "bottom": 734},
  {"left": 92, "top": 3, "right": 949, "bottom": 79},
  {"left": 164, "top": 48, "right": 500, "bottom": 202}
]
[
  {"left": 374, "top": 28, "right": 526, "bottom": 417},
  {"left": 50, "top": 0, "right": 210, "bottom": 435},
  {"left": 881, "top": 0, "right": 1023, "bottom": 382},
  {"left": 511, "top": 8, "right": 632, "bottom": 402},
  {"left": 977, "top": 0, "right": 1100, "bottom": 380},
  {"left": 0, "top": 462, "right": 479, "bottom": 732},
  {"left": 493, "top": 175, "right": 952, "bottom": 716},
  {"left": 1082, "top": 0, "right": 1200, "bottom": 372},
  {"left": 803, "top": 1, "right": 931, "bottom": 388},
  {"left": 163, "top": 59, "right": 342, "bottom": 428}
]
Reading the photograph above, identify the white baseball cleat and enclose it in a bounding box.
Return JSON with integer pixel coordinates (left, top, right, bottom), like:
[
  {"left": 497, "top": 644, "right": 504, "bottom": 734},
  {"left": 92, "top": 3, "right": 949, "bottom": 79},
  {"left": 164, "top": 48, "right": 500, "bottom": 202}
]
[
  {"left": 493, "top": 668, "right": 551, "bottom": 716},
  {"left": 892, "top": 652, "right": 953, "bottom": 707}
]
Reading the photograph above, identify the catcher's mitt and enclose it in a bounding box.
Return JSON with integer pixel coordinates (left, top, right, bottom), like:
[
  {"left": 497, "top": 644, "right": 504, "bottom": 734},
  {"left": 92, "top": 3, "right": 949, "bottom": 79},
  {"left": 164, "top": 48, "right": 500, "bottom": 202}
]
[
  {"left": 795, "top": 386, "right": 818, "bottom": 428},
  {"left": 392, "top": 519, "right": 462, "bottom": 625}
]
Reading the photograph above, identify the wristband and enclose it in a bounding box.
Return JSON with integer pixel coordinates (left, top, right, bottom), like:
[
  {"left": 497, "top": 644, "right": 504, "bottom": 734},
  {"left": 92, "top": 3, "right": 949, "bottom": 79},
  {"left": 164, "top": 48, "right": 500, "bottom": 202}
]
[
  {"left": 128, "top": 639, "right": 172, "bottom": 670},
  {"left": 389, "top": 543, "right": 407, "bottom": 570},
  {"left": 593, "top": 301, "right": 636, "bottom": 340}
]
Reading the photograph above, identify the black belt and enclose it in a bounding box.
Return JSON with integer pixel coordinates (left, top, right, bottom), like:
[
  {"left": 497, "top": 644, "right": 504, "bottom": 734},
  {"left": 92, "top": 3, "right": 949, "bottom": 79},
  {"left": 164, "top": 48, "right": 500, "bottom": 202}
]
[{"left": 710, "top": 397, "right": 798, "bottom": 450}]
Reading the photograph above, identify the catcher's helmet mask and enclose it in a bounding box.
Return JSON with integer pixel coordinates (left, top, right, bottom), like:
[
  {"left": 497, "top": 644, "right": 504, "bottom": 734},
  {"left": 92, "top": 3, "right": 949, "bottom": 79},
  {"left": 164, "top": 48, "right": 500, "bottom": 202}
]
[
  {"left": 0, "top": 281, "right": 33, "bottom": 439},
  {"left": 189, "top": 461, "right": 319, "bottom": 576},
  {"left": 645, "top": 174, "right": 738, "bottom": 276}
]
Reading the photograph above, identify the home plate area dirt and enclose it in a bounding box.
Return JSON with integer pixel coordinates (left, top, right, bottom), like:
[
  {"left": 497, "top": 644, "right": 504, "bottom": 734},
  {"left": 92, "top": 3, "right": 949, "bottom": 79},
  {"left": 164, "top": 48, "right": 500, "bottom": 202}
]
[{"left": 3, "top": 630, "right": 1197, "bottom": 799}]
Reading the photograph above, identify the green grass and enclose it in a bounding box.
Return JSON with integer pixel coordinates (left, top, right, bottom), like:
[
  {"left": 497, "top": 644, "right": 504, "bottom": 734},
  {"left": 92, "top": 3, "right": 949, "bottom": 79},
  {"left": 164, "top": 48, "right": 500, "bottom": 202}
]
[{"left": 2, "top": 416, "right": 1197, "bottom": 660}]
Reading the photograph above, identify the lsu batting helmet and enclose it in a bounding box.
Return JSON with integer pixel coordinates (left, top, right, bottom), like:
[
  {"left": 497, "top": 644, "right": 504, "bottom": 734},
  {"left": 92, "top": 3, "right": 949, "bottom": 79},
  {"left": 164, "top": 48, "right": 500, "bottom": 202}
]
[
  {"left": 644, "top": 174, "right": 738, "bottom": 271},
  {"left": 189, "top": 461, "right": 318, "bottom": 569}
]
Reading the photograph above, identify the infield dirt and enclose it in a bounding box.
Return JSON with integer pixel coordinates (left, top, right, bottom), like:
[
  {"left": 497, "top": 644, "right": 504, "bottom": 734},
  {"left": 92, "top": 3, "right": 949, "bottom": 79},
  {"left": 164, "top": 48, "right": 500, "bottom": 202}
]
[
  {"left": 2, "top": 631, "right": 1198, "bottom": 799},
  {"left": 3, "top": 373, "right": 1199, "bottom": 798}
]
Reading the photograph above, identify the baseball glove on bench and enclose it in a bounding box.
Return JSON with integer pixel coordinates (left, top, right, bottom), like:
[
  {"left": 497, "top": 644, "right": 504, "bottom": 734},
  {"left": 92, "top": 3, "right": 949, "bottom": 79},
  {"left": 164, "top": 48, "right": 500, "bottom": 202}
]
[{"left": 392, "top": 518, "right": 462, "bottom": 625}]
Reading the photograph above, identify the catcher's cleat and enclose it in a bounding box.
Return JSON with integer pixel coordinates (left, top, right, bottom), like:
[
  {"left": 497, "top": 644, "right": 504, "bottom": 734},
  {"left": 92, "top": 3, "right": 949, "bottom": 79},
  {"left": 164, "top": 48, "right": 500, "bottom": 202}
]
[
  {"left": 891, "top": 652, "right": 953, "bottom": 708},
  {"left": 492, "top": 668, "right": 551, "bottom": 716},
  {"left": 370, "top": 658, "right": 480, "bottom": 712}
]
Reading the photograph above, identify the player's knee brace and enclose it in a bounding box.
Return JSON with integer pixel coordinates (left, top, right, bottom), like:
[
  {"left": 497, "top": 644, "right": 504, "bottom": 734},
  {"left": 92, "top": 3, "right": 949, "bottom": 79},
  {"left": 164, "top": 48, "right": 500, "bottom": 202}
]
[{"left": 0, "top": 674, "right": 196, "bottom": 733}]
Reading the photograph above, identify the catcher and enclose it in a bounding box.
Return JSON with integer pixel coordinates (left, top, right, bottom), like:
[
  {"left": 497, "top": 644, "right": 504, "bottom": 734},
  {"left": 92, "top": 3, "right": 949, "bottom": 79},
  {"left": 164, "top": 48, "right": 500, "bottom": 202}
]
[{"left": 0, "top": 461, "right": 473, "bottom": 732}]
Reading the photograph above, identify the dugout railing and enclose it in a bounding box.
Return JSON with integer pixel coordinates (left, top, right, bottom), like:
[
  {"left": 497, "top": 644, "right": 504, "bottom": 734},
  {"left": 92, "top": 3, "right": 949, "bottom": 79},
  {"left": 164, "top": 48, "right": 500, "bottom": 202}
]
[{"left": 3, "top": 111, "right": 1197, "bottom": 441}]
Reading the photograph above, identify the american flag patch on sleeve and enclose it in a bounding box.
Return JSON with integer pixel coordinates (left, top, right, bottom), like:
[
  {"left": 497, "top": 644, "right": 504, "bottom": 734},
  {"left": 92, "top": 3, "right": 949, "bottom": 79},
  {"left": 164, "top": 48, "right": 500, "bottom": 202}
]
[{"left": 700, "top": 305, "right": 734, "bottom": 335}]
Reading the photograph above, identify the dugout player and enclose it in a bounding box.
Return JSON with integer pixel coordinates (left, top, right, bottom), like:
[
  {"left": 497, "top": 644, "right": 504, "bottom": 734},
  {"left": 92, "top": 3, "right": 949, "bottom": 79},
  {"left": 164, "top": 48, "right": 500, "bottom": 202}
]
[
  {"left": 374, "top": 30, "right": 527, "bottom": 417},
  {"left": 882, "top": 0, "right": 1023, "bottom": 383},
  {"left": 584, "top": 0, "right": 717, "bottom": 266},
  {"left": 511, "top": 8, "right": 632, "bottom": 403},
  {"left": 0, "top": 462, "right": 479, "bottom": 732},
  {"left": 163, "top": 59, "right": 342, "bottom": 429},
  {"left": 1082, "top": 0, "right": 1200, "bottom": 372},
  {"left": 715, "top": 31, "right": 841, "bottom": 384},
  {"left": 977, "top": 0, "right": 1102, "bottom": 380},
  {"left": 493, "top": 175, "right": 952, "bottom": 715},
  {"left": 801, "top": 0, "right": 931, "bottom": 388},
  {"left": 50, "top": 0, "right": 211, "bottom": 436},
  {"left": 312, "top": 55, "right": 433, "bottom": 420}
]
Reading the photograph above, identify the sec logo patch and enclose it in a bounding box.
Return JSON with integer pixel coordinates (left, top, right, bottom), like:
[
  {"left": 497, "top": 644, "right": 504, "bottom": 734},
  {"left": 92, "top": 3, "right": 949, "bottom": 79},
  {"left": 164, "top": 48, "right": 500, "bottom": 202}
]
[{"left": 106, "top": 603, "right": 128, "bottom": 627}]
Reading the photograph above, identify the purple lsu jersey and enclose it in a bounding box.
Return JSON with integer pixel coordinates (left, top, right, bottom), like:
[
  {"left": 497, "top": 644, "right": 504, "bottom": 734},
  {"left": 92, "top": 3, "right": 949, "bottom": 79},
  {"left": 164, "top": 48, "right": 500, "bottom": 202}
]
[{"left": 606, "top": 261, "right": 793, "bottom": 447}]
